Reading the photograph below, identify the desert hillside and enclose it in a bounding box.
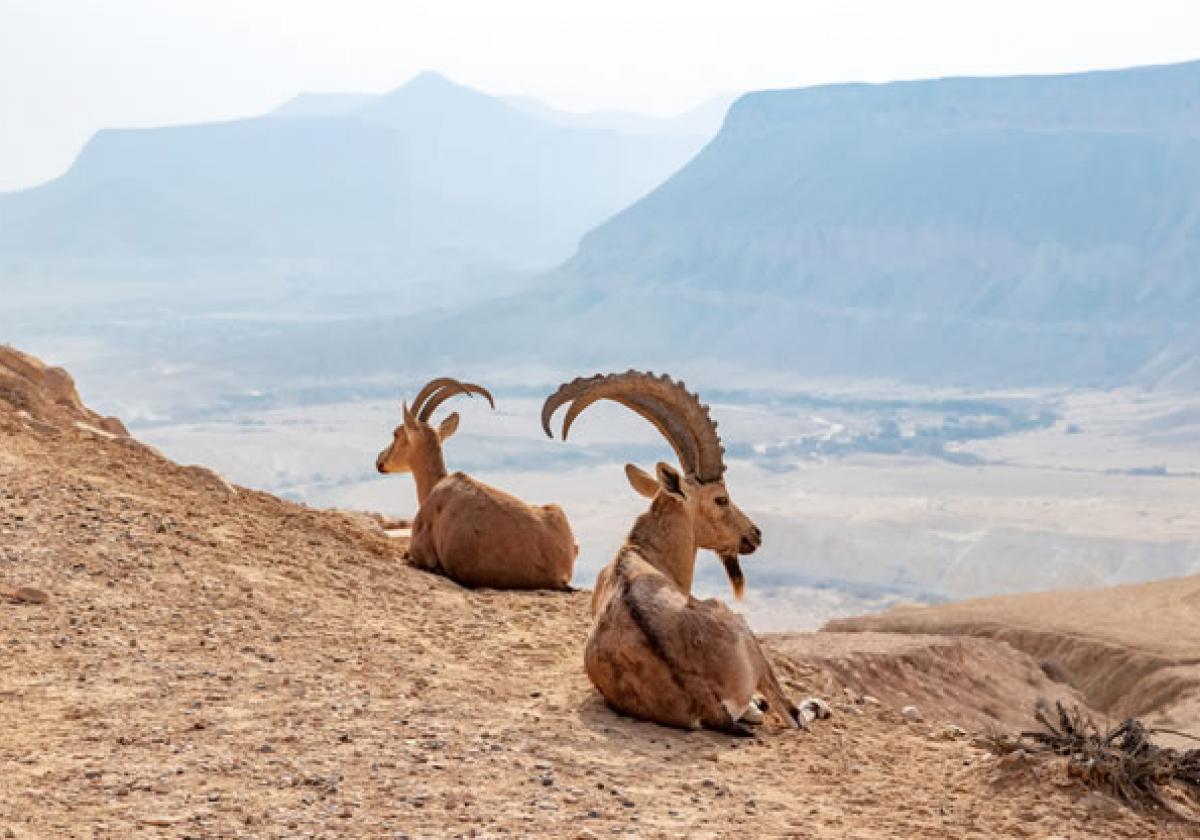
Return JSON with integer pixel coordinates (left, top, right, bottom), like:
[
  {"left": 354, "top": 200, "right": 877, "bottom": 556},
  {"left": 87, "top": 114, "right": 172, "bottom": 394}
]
[
  {"left": 827, "top": 576, "right": 1200, "bottom": 747},
  {"left": 0, "top": 346, "right": 1189, "bottom": 838}
]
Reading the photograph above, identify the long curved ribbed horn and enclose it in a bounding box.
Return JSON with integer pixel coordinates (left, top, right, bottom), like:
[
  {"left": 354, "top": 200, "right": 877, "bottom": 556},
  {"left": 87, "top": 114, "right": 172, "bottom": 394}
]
[
  {"left": 561, "top": 391, "right": 699, "bottom": 474},
  {"left": 542, "top": 371, "right": 725, "bottom": 481},
  {"left": 417, "top": 379, "right": 495, "bottom": 423}
]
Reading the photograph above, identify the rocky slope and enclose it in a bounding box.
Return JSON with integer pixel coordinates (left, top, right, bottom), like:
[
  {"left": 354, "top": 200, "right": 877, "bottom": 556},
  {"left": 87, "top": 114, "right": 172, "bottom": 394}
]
[{"left": 0, "top": 347, "right": 1187, "bottom": 837}]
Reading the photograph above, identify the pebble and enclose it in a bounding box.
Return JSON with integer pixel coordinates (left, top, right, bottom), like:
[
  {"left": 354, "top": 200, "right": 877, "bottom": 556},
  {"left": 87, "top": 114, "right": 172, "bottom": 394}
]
[
  {"left": 5, "top": 587, "right": 49, "bottom": 605},
  {"left": 139, "top": 817, "right": 177, "bottom": 827},
  {"left": 939, "top": 724, "right": 967, "bottom": 740},
  {"left": 1076, "top": 791, "right": 1118, "bottom": 816},
  {"left": 900, "top": 705, "right": 924, "bottom": 722},
  {"left": 997, "top": 749, "right": 1029, "bottom": 769}
]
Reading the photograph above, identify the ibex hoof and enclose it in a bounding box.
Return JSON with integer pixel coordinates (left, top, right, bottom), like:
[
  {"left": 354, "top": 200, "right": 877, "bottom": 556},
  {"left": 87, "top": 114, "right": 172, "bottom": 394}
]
[
  {"left": 799, "top": 697, "right": 832, "bottom": 723},
  {"left": 740, "top": 704, "right": 765, "bottom": 725}
]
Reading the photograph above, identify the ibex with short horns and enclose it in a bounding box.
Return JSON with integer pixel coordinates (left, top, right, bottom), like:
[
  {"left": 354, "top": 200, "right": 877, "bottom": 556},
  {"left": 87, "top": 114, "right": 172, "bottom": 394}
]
[
  {"left": 377, "top": 377, "right": 577, "bottom": 590},
  {"left": 543, "top": 371, "right": 801, "bottom": 735}
]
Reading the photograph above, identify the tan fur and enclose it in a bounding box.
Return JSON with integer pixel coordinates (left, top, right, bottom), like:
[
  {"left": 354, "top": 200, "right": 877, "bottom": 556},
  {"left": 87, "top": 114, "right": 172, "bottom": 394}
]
[
  {"left": 585, "top": 463, "right": 802, "bottom": 734},
  {"left": 377, "top": 389, "right": 576, "bottom": 591},
  {"left": 410, "top": 473, "right": 575, "bottom": 589}
]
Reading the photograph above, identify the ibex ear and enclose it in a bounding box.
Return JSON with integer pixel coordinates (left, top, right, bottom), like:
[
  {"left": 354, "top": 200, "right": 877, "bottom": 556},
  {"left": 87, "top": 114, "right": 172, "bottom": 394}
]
[
  {"left": 438, "top": 411, "right": 460, "bottom": 441},
  {"left": 624, "top": 463, "right": 659, "bottom": 499},
  {"left": 655, "top": 462, "right": 686, "bottom": 500}
]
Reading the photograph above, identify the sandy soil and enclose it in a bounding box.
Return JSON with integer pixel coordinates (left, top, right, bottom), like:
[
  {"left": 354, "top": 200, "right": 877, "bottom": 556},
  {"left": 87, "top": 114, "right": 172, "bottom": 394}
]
[{"left": 0, "top": 348, "right": 1191, "bottom": 838}]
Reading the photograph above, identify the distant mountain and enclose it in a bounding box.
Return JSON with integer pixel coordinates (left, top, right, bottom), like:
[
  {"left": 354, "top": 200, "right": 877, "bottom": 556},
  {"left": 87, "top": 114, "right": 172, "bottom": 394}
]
[
  {"left": 502, "top": 93, "right": 735, "bottom": 137},
  {"left": 479, "top": 60, "right": 1200, "bottom": 387},
  {"left": 0, "top": 72, "right": 723, "bottom": 274},
  {"left": 153, "top": 61, "right": 1200, "bottom": 392}
]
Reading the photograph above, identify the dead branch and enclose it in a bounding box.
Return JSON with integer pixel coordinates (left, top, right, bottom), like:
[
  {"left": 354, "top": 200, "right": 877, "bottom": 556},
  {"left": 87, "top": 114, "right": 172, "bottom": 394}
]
[{"left": 985, "top": 701, "right": 1200, "bottom": 823}]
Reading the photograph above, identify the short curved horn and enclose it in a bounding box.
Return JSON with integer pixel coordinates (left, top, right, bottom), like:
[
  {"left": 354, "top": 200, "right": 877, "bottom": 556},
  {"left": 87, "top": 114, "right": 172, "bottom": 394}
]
[
  {"left": 542, "top": 371, "right": 725, "bottom": 481},
  {"left": 410, "top": 377, "right": 462, "bottom": 417},
  {"left": 417, "top": 379, "right": 495, "bottom": 422}
]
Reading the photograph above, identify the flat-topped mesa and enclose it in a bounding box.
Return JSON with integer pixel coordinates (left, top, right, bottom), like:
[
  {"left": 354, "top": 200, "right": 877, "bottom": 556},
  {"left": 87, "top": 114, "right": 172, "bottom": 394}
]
[
  {"left": 544, "top": 370, "right": 800, "bottom": 735},
  {"left": 376, "top": 376, "right": 577, "bottom": 590},
  {"left": 0, "top": 345, "right": 127, "bottom": 437}
]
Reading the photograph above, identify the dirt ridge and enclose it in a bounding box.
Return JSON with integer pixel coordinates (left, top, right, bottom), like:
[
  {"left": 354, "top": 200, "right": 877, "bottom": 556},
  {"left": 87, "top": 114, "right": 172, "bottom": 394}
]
[{"left": 826, "top": 588, "right": 1200, "bottom": 740}]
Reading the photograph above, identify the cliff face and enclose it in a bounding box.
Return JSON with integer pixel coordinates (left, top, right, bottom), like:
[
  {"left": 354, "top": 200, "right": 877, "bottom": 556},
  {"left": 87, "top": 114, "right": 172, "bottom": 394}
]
[
  {"left": 0, "top": 347, "right": 1178, "bottom": 837},
  {"left": 549, "top": 60, "right": 1200, "bottom": 385}
]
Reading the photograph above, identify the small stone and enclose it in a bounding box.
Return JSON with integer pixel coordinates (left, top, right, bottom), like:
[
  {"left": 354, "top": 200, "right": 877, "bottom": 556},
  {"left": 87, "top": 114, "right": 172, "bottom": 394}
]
[
  {"left": 900, "top": 705, "right": 923, "bottom": 722},
  {"left": 9, "top": 587, "right": 48, "bottom": 605},
  {"left": 861, "top": 695, "right": 880, "bottom": 706},
  {"left": 997, "top": 749, "right": 1029, "bottom": 769},
  {"left": 939, "top": 724, "right": 967, "bottom": 740},
  {"left": 1077, "top": 791, "right": 1117, "bottom": 816}
]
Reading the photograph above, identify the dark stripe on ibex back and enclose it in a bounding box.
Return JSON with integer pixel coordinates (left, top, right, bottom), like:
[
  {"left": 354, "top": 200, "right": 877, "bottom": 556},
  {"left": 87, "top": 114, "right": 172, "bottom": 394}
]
[{"left": 616, "top": 549, "right": 687, "bottom": 695}]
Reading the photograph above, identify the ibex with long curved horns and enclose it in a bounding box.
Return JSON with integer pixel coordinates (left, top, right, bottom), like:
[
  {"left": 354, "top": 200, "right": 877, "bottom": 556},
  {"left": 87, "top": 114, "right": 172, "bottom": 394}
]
[
  {"left": 543, "top": 371, "right": 802, "bottom": 735},
  {"left": 377, "top": 377, "right": 577, "bottom": 590}
]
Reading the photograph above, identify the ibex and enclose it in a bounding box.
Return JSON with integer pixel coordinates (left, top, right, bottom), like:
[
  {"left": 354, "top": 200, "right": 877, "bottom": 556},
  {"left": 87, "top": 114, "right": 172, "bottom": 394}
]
[
  {"left": 377, "top": 377, "right": 576, "bottom": 590},
  {"left": 543, "top": 371, "right": 802, "bottom": 735}
]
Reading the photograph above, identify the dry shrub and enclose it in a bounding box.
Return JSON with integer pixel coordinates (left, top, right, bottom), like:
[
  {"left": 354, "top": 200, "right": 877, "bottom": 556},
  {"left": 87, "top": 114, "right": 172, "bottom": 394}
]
[{"left": 984, "top": 701, "right": 1200, "bottom": 823}]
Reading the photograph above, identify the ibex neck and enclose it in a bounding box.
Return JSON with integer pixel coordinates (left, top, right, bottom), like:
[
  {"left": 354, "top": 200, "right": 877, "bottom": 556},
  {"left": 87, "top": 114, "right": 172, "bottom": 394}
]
[
  {"left": 626, "top": 496, "right": 698, "bottom": 594},
  {"left": 411, "top": 443, "right": 449, "bottom": 506}
]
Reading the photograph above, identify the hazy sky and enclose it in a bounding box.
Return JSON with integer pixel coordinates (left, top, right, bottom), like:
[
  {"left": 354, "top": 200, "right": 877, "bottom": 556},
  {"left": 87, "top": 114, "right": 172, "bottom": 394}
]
[{"left": 3, "top": 0, "right": 1199, "bottom": 190}]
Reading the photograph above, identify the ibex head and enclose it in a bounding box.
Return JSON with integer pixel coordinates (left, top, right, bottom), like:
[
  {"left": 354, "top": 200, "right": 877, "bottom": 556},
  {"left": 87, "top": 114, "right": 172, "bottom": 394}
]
[
  {"left": 376, "top": 377, "right": 494, "bottom": 474},
  {"left": 543, "top": 371, "right": 761, "bottom": 597}
]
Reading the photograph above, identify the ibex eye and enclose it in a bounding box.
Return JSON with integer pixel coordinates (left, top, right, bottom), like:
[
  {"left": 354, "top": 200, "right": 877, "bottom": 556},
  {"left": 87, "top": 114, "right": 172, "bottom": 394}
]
[{"left": 715, "top": 496, "right": 730, "bottom": 507}]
